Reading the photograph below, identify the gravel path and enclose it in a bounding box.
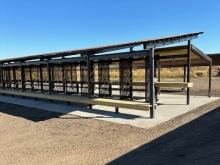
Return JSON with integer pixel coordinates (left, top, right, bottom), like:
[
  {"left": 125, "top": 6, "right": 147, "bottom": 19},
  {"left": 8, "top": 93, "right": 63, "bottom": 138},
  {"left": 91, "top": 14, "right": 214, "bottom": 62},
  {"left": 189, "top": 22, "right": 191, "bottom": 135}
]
[{"left": 0, "top": 99, "right": 220, "bottom": 165}]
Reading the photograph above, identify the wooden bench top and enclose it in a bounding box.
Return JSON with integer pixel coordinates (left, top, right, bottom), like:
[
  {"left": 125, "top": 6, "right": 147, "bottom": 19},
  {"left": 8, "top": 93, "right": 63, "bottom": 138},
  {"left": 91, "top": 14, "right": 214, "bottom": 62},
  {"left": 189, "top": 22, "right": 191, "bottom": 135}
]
[
  {"left": 155, "top": 82, "right": 193, "bottom": 88},
  {"left": 0, "top": 89, "right": 151, "bottom": 111}
]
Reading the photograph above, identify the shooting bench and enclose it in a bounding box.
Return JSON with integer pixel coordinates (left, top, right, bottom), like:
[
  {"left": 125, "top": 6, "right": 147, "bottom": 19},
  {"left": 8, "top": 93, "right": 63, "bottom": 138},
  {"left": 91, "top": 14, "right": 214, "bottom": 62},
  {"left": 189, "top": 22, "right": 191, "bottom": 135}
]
[
  {"left": 0, "top": 89, "right": 152, "bottom": 113},
  {"left": 155, "top": 82, "right": 193, "bottom": 88}
]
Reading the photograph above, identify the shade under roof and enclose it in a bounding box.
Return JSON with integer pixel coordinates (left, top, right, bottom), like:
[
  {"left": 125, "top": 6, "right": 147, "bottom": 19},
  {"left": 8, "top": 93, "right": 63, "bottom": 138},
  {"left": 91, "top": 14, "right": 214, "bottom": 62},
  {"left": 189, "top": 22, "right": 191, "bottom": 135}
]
[{"left": 155, "top": 45, "right": 212, "bottom": 67}]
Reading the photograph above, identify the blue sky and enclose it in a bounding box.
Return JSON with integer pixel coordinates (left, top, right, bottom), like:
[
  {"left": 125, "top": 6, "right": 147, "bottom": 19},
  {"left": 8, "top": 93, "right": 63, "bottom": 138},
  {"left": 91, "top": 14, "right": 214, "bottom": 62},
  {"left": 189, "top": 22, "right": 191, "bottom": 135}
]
[{"left": 0, "top": 0, "right": 219, "bottom": 59}]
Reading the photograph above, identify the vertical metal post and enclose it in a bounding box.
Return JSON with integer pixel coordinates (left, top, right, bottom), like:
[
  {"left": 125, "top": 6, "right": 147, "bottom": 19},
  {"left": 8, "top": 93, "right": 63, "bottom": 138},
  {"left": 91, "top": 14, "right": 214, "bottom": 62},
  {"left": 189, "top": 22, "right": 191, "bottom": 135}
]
[
  {"left": 0, "top": 65, "right": 3, "bottom": 89},
  {"left": 115, "top": 107, "right": 119, "bottom": 113},
  {"left": 8, "top": 68, "right": 11, "bottom": 88},
  {"left": 208, "top": 62, "right": 212, "bottom": 97},
  {"left": 87, "top": 54, "right": 91, "bottom": 98},
  {"left": 80, "top": 62, "right": 83, "bottom": 95},
  {"left": 51, "top": 65, "right": 54, "bottom": 91},
  {"left": 47, "top": 59, "right": 52, "bottom": 94},
  {"left": 39, "top": 64, "right": 43, "bottom": 92},
  {"left": 29, "top": 65, "right": 33, "bottom": 91},
  {"left": 90, "top": 61, "right": 95, "bottom": 96},
  {"left": 62, "top": 63, "right": 66, "bottom": 94},
  {"left": 130, "top": 58, "right": 133, "bottom": 100},
  {"left": 154, "top": 58, "right": 158, "bottom": 101},
  {"left": 149, "top": 47, "right": 155, "bottom": 118},
  {"left": 144, "top": 44, "right": 149, "bottom": 103},
  {"left": 2, "top": 68, "right": 5, "bottom": 89},
  {"left": 70, "top": 65, "right": 73, "bottom": 88},
  {"left": 158, "top": 64, "right": 161, "bottom": 95},
  {"left": 12, "top": 67, "right": 17, "bottom": 89},
  {"left": 183, "top": 64, "right": 187, "bottom": 82},
  {"left": 61, "top": 58, "right": 67, "bottom": 94},
  {"left": 20, "top": 64, "right": 25, "bottom": 91},
  {"left": 76, "top": 64, "right": 79, "bottom": 94},
  {"left": 187, "top": 40, "right": 191, "bottom": 105}
]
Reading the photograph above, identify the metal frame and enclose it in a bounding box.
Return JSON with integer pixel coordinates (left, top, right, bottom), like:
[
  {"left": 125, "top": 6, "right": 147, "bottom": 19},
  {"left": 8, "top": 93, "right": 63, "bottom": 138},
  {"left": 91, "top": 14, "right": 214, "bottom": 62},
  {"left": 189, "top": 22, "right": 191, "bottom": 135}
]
[{"left": 0, "top": 32, "right": 207, "bottom": 118}]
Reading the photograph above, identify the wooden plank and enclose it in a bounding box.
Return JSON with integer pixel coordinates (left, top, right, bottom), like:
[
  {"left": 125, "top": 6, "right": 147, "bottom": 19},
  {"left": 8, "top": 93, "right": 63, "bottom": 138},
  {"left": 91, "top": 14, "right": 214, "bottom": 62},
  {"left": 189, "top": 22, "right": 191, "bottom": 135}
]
[
  {"left": 155, "top": 82, "right": 193, "bottom": 88},
  {"left": 0, "top": 89, "right": 151, "bottom": 111},
  {"left": 92, "top": 98, "right": 151, "bottom": 111}
]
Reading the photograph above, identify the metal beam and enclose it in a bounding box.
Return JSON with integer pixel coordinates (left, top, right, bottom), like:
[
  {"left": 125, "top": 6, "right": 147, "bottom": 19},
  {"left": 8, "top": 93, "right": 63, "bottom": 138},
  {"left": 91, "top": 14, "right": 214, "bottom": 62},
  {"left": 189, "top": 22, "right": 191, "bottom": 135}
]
[
  {"left": 158, "top": 54, "right": 188, "bottom": 60},
  {"left": 187, "top": 41, "right": 191, "bottom": 105},
  {"left": 158, "top": 59, "right": 208, "bottom": 67},
  {"left": 91, "top": 50, "right": 149, "bottom": 61}
]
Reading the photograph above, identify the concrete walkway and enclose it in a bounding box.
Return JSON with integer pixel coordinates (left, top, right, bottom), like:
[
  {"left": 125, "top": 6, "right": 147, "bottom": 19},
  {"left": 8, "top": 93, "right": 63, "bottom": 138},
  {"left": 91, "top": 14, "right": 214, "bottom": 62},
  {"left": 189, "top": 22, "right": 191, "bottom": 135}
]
[{"left": 0, "top": 94, "right": 218, "bottom": 129}]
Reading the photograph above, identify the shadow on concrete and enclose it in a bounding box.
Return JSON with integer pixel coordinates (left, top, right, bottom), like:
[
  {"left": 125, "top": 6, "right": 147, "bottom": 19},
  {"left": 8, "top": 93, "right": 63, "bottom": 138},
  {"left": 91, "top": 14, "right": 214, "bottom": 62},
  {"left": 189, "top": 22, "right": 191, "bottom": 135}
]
[
  {"left": 108, "top": 106, "right": 220, "bottom": 165},
  {"left": 0, "top": 100, "right": 144, "bottom": 122},
  {"left": 0, "top": 102, "right": 63, "bottom": 122},
  {"left": 74, "top": 106, "right": 147, "bottom": 120}
]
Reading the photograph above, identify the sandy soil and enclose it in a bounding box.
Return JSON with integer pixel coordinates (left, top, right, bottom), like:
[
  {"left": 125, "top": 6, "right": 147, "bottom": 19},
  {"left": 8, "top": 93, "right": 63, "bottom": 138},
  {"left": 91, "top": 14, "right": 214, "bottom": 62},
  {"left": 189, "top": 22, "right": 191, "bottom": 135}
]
[
  {"left": 160, "top": 77, "right": 220, "bottom": 97},
  {"left": 0, "top": 99, "right": 220, "bottom": 165}
]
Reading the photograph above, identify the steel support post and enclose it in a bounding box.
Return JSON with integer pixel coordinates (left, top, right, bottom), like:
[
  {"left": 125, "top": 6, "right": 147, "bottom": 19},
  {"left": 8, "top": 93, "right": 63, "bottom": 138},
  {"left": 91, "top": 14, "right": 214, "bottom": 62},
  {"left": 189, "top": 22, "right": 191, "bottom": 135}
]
[
  {"left": 90, "top": 61, "right": 95, "bottom": 96},
  {"left": 187, "top": 40, "right": 191, "bottom": 105},
  {"left": 158, "top": 64, "right": 161, "bottom": 95},
  {"left": 0, "top": 65, "right": 3, "bottom": 89},
  {"left": 76, "top": 64, "right": 79, "bottom": 94},
  {"left": 47, "top": 59, "right": 52, "bottom": 94},
  {"left": 2, "top": 68, "right": 5, "bottom": 89},
  {"left": 115, "top": 107, "right": 119, "bottom": 113},
  {"left": 149, "top": 47, "right": 155, "bottom": 118},
  {"left": 29, "top": 65, "right": 33, "bottom": 91},
  {"left": 144, "top": 45, "right": 149, "bottom": 103},
  {"left": 39, "top": 64, "right": 44, "bottom": 92},
  {"left": 208, "top": 62, "right": 212, "bottom": 97},
  {"left": 8, "top": 68, "right": 11, "bottom": 88},
  {"left": 62, "top": 63, "right": 65, "bottom": 94},
  {"left": 70, "top": 65, "right": 73, "bottom": 88},
  {"left": 51, "top": 65, "right": 54, "bottom": 91},
  {"left": 20, "top": 64, "right": 25, "bottom": 91},
  {"left": 87, "top": 55, "right": 91, "bottom": 98},
  {"left": 80, "top": 63, "right": 83, "bottom": 95},
  {"left": 183, "top": 64, "right": 187, "bottom": 82},
  {"left": 12, "top": 67, "right": 17, "bottom": 89},
  {"left": 129, "top": 58, "right": 133, "bottom": 100}
]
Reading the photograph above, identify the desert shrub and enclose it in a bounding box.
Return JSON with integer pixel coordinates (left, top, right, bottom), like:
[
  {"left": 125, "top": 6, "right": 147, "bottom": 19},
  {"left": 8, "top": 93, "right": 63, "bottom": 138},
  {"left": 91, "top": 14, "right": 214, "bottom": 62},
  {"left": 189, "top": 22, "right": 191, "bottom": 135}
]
[{"left": 195, "top": 71, "right": 207, "bottom": 77}]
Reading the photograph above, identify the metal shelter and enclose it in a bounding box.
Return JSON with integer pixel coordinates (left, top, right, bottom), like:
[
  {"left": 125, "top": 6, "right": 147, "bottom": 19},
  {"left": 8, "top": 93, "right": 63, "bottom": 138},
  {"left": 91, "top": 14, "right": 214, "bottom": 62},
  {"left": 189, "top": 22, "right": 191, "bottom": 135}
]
[{"left": 0, "top": 32, "right": 211, "bottom": 118}]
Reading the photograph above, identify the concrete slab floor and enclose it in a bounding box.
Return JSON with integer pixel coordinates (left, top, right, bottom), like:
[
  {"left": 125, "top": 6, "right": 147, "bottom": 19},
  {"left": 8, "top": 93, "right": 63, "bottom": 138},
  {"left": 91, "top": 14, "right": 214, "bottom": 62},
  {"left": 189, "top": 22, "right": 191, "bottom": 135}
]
[{"left": 0, "top": 94, "right": 218, "bottom": 129}]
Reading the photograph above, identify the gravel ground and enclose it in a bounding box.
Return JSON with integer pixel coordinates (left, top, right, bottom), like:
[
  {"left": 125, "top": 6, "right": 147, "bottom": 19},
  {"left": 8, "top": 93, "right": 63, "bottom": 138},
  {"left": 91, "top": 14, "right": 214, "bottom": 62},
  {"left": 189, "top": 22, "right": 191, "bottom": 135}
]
[{"left": 0, "top": 98, "right": 220, "bottom": 165}]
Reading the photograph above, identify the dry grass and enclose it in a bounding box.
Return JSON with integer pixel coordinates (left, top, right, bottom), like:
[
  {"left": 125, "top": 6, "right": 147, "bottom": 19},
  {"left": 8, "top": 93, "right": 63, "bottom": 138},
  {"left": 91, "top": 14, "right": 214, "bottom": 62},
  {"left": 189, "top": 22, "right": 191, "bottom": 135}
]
[
  {"left": 12, "top": 65, "right": 220, "bottom": 82},
  {"left": 111, "top": 66, "right": 220, "bottom": 82}
]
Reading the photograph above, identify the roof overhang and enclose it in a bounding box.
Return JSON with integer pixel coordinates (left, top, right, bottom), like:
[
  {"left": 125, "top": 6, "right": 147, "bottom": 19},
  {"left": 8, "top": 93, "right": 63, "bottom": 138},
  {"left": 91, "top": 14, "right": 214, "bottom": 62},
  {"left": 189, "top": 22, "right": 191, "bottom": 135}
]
[
  {"left": 156, "top": 45, "right": 211, "bottom": 67},
  {"left": 208, "top": 53, "right": 220, "bottom": 66}
]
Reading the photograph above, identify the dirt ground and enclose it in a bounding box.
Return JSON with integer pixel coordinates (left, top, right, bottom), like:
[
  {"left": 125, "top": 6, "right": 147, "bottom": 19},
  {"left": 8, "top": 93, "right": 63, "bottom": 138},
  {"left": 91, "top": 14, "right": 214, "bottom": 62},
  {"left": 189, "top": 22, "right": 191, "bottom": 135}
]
[
  {"left": 191, "top": 77, "right": 220, "bottom": 96},
  {"left": 0, "top": 98, "right": 220, "bottom": 165},
  {"left": 160, "top": 77, "right": 220, "bottom": 97}
]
